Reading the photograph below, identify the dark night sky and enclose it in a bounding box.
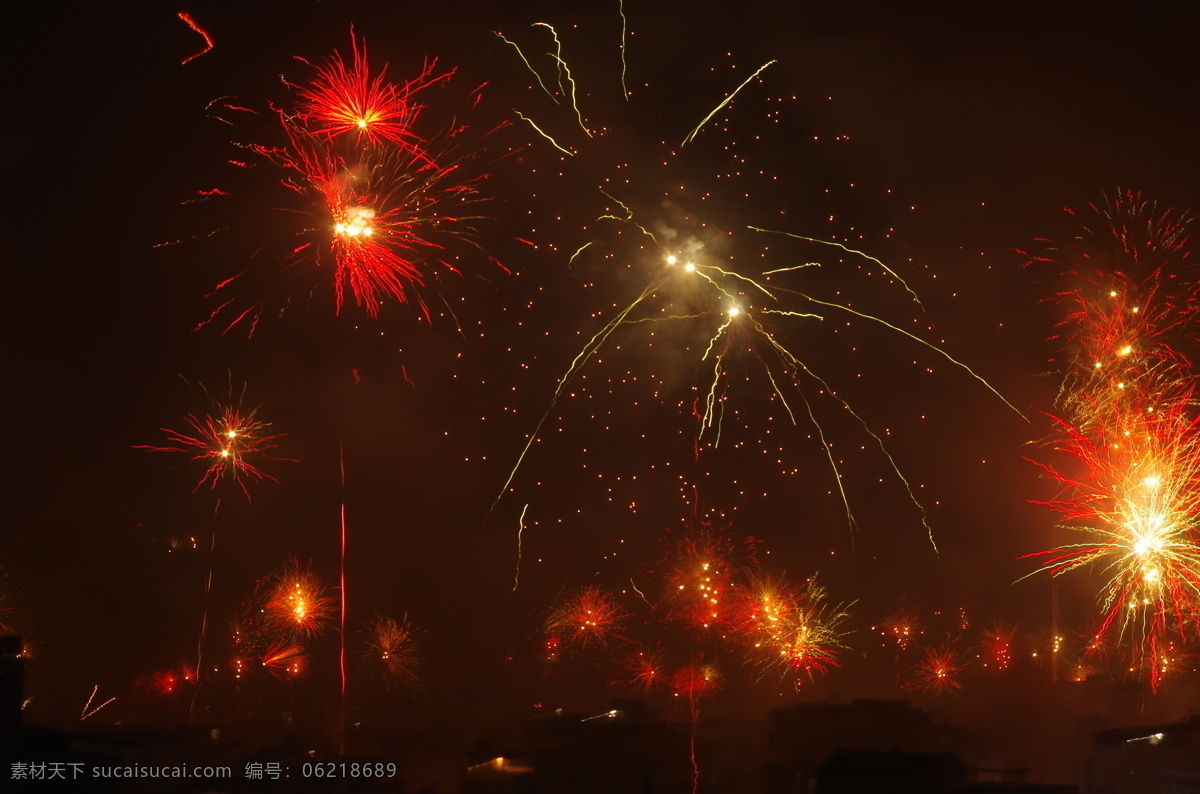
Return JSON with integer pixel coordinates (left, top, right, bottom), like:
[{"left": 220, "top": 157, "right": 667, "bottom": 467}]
[{"left": 6, "top": 0, "right": 1200, "bottom": 739}]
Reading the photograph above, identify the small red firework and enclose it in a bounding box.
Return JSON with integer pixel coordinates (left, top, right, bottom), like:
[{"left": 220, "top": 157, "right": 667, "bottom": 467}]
[
  {"left": 264, "top": 559, "right": 336, "bottom": 637},
  {"left": 670, "top": 659, "right": 723, "bottom": 699},
  {"left": 136, "top": 386, "right": 292, "bottom": 498},
  {"left": 292, "top": 33, "right": 451, "bottom": 154},
  {"left": 622, "top": 646, "right": 668, "bottom": 693},
  {"left": 980, "top": 622, "right": 1016, "bottom": 670},
  {"left": 544, "top": 584, "right": 626, "bottom": 652},
  {"left": 905, "top": 646, "right": 963, "bottom": 695},
  {"left": 876, "top": 605, "right": 923, "bottom": 651}
]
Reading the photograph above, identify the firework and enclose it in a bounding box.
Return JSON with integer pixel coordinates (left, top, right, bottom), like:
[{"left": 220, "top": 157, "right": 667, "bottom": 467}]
[
  {"left": 489, "top": 20, "right": 1020, "bottom": 547},
  {"left": 873, "top": 606, "right": 923, "bottom": 651},
  {"left": 904, "top": 646, "right": 963, "bottom": 695},
  {"left": 979, "top": 622, "right": 1016, "bottom": 670},
  {"left": 1024, "top": 402, "right": 1200, "bottom": 688},
  {"left": 264, "top": 558, "right": 336, "bottom": 637},
  {"left": 622, "top": 645, "right": 668, "bottom": 693},
  {"left": 544, "top": 584, "right": 627, "bottom": 652},
  {"left": 137, "top": 665, "right": 196, "bottom": 697},
  {"left": 361, "top": 614, "right": 420, "bottom": 693},
  {"left": 136, "top": 383, "right": 291, "bottom": 498},
  {"left": 670, "top": 659, "right": 722, "bottom": 699},
  {"left": 197, "top": 36, "right": 505, "bottom": 331},
  {"left": 732, "top": 575, "right": 849, "bottom": 682},
  {"left": 658, "top": 527, "right": 753, "bottom": 632},
  {"left": 260, "top": 640, "right": 306, "bottom": 679},
  {"left": 292, "top": 33, "right": 450, "bottom": 154},
  {"left": 1021, "top": 195, "right": 1200, "bottom": 690}
]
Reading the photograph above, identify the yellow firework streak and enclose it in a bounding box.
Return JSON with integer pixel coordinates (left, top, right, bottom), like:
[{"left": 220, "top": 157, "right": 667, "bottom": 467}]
[{"left": 682, "top": 61, "right": 777, "bottom": 147}]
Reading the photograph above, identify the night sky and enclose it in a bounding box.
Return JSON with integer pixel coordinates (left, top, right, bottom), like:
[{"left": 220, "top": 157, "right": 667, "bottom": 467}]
[{"left": 8, "top": 0, "right": 1200, "bottom": 742}]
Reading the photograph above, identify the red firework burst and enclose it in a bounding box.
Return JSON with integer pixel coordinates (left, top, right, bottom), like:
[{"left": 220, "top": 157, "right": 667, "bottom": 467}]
[
  {"left": 195, "top": 36, "right": 507, "bottom": 333},
  {"left": 292, "top": 33, "right": 451, "bottom": 155},
  {"left": 659, "top": 527, "right": 754, "bottom": 632},
  {"left": 621, "top": 645, "right": 668, "bottom": 693},
  {"left": 670, "top": 659, "right": 723, "bottom": 699},
  {"left": 136, "top": 386, "right": 292, "bottom": 498},
  {"left": 544, "top": 584, "right": 626, "bottom": 652},
  {"left": 905, "top": 646, "right": 963, "bottom": 695},
  {"left": 979, "top": 622, "right": 1016, "bottom": 670}
]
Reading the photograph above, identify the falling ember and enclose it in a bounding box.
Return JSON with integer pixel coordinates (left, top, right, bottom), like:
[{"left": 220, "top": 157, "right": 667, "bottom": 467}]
[{"left": 177, "top": 12, "right": 214, "bottom": 66}]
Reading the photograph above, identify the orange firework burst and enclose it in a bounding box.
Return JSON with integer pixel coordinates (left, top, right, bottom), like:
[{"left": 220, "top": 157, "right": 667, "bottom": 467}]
[
  {"left": 264, "top": 559, "right": 336, "bottom": 637},
  {"left": 874, "top": 604, "right": 923, "bottom": 651},
  {"left": 361, "top": 614, "right": 420, "bottom": 693},
  {"left": 905, "top": 646, "right": 963, "bottom": 695},
  {"left": 544, "top": 584, "right": 626, "bottom": 652}
]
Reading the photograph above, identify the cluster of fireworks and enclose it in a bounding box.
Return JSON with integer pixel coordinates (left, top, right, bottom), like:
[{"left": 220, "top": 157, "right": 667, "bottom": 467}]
[
  {"left": 539, "top": 524, "right": 850, "bottom": 699},
  {"left": 1024, "top": 192, "right": 1200, "bottom": 691},
  {"left": 103, "top": 8, "right": 1200, "bottom": 749}
]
